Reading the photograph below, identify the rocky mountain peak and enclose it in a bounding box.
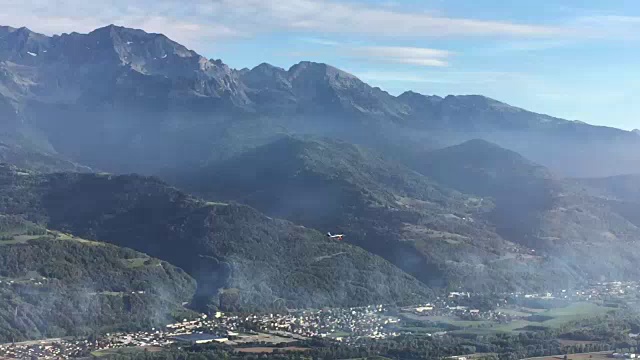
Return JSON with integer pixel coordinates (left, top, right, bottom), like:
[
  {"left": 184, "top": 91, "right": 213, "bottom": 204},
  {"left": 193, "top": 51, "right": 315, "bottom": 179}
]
[
  {"left": 241, "top": 62, "right": 290, "bottom": 90},
  {"left": 288, "top": 61, "right": 359, "bottom": 84},
  {"left": 82, "top": 24, "right": 199, "bottom": 73},
  {"left": 397, "top": 90, "right": 443, "bottom": 104},
  {"left": 0, "top": 26, "right": 50, "bottom": 62}
]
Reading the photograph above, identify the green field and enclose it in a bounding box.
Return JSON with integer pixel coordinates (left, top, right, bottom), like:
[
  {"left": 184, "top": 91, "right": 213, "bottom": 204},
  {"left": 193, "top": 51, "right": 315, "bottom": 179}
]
[
  {"left": 403, "top": 302, "right": 614, "bottom": 336},
  {"left": 499, "top": 308, "right": 539, "bottom": 317},
  {"left": 402, "top": 312, "right": 493, "bottom": 326}
]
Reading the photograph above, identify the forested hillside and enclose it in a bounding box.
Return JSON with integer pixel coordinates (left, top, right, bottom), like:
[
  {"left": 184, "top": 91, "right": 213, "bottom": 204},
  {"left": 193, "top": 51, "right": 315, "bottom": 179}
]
[
  {"left": 0, "top": 216, "right": 196, "bottom": 343},
  {"left": 414, "top": 139, "right": 559, "bottom": 248},
  {"left": 0, "top": 164, "right": 431, "bottom": 312},
  {"left": 177, "top": 136, "right": 640, "bottom": 293},
  {"left": 176, "top": 137, "right": 560, "bottom": 292}
]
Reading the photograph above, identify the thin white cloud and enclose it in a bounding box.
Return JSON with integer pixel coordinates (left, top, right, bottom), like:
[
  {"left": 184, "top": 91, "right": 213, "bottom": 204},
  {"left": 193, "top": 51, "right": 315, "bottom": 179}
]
[
  {"left": 389, "top": 58, "right": 449, "bottom": 67},
  {"left": 298, "top": 37, "right": 341, "bottom": 46},
  {"left": 295, "top": 39, "right": 454, "bottom": 67},
  {"left": 355, "top": 46, "right": 452, "bottom": 59},
  {"left": 212, "top": 0, "right": 564, "bottom": 37},
  {"left": 0, "top": 0, "right": 567, "bottom": 44},
  {"left": 351, "top": 46, "right": 452, "bottom": 67}
]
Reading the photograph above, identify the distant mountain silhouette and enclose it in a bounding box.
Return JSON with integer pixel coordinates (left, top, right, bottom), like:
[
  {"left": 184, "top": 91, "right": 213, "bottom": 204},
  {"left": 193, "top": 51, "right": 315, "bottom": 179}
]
[{"left": 0, "top": 25, "right": 637, "bottom": 176}]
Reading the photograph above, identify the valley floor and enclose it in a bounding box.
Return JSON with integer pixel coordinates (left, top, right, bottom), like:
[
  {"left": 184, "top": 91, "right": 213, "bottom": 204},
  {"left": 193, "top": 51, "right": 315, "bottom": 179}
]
[{"left": 3, "top": 279, "right": 640, "bottom": 359}]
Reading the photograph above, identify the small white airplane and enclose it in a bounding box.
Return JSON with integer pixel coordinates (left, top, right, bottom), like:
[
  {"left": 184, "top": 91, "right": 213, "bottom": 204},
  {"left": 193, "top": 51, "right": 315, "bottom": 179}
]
[{"left": 327, "top": 232, "right": 344, "bottom": 241}]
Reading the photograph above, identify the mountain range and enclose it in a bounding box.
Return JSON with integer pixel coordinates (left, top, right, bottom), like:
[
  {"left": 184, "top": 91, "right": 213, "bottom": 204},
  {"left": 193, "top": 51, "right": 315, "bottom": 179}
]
[
  {"left": 0, "top": 24, "right": 639, "bottom": 338},
  {"left": 0, "top": 24, "right": 639, "bottom": 177}
]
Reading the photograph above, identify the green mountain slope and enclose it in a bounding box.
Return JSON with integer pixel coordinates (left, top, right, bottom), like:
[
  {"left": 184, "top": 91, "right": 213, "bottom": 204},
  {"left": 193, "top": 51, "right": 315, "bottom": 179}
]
[
  {"left": 415, "top": 139, "right": 559, "bottom": 248},
  {"left": 0, "top": 165, "right": 431, "bottom": 312},
  {"left": 0, "top": 216, "right": 196, "bottom": 343},
  {"left": 570, "top": 174, "right": 640, "bottom": 232},
  {"left": 573, "top": 174, "right": 640, "bottom": 204},
  {"left": 177, "top": 136, "right": 640, "bottom": 293},
  {"left": 415, "top": 140, "right": 640, "bottom": 284},
  {"left": 178, "top": 136, "right": 566, "bottom": 292}
]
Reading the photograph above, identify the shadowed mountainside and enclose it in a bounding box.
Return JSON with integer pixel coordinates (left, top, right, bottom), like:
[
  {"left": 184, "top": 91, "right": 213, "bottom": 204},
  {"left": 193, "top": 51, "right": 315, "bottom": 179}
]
[
  {"left": 177, "top": 136, "right": 640, "bottom": 292},
  {"left": 0, "top": 164, "right": 432, "bottom": 312}
]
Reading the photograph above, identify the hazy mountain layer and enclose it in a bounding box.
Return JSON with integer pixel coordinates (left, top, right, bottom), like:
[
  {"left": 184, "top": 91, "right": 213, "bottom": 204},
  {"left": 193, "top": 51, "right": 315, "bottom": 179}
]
[
  {"left": 179, "top": 136, "right": 640, "bottom": 292},
  {"left": 0, "top": 165, "right": 432, "bottom": 311},
  {"left": 0, "top": 25, "right": 638, "bottom": 176}
]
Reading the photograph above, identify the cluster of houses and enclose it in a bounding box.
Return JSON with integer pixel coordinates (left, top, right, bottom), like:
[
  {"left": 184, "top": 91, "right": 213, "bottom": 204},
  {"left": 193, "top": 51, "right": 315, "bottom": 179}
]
[
  {"left": 0, "top": 339, "right": 94, "bottom": 359},
  {"left": 251, "top": 305, "right": 402, "bottom": 341},
  {"left": 508, "top": 281, "right": 640, "bottom": 302},
  {"left": 0, "top": 316, "right": 213, "bottom": 359},
  {"left": 170, "top": 305, "right": 402, "bottom": 343}
]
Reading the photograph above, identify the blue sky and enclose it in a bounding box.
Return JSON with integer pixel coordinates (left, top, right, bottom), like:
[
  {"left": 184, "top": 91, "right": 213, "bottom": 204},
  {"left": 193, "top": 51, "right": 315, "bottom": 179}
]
[{"left": 2, "top": 0, "right": 639, "bottom": 130}]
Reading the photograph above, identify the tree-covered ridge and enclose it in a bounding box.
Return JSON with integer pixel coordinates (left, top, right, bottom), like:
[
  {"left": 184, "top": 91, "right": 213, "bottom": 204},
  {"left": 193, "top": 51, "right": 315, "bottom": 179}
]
[
  {"left": 413, "top": 139, "right": 559, "bottom": 248},
  {"left": 0, "top": 223, "right": 196, "bottom": 343},
  {"left": 176, "top": 136, "right": 555, "bottom": 292},
  {"left": 181, "top": 136, "right": 476, "bottom": 221},
  {"left": 572, "top": 174, "right": 640, "bottom": 204},
  {"left": 416, "top": 140, "right": 640, "bottom": 286},
  {"left": 175, "top": 136, "right": 640, "bottom": 294},
  {"left": 0, "top": 164, "right": 432, "bottom": 312}
]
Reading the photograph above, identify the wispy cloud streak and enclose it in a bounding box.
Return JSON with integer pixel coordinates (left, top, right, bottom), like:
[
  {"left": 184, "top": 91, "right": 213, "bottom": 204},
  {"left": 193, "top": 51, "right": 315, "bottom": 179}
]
[
  {"left": 351, "top": 46, "right": 452, "bottom": 67},
  {"left": 0, "top": 0, "right": 568, "bottom": 42}
]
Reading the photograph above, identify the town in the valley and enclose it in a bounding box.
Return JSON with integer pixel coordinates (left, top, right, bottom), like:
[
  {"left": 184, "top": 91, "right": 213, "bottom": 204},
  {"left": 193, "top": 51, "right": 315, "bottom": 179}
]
[{"left": 2, "top": 281, "right": 640, "bottom": 359}]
